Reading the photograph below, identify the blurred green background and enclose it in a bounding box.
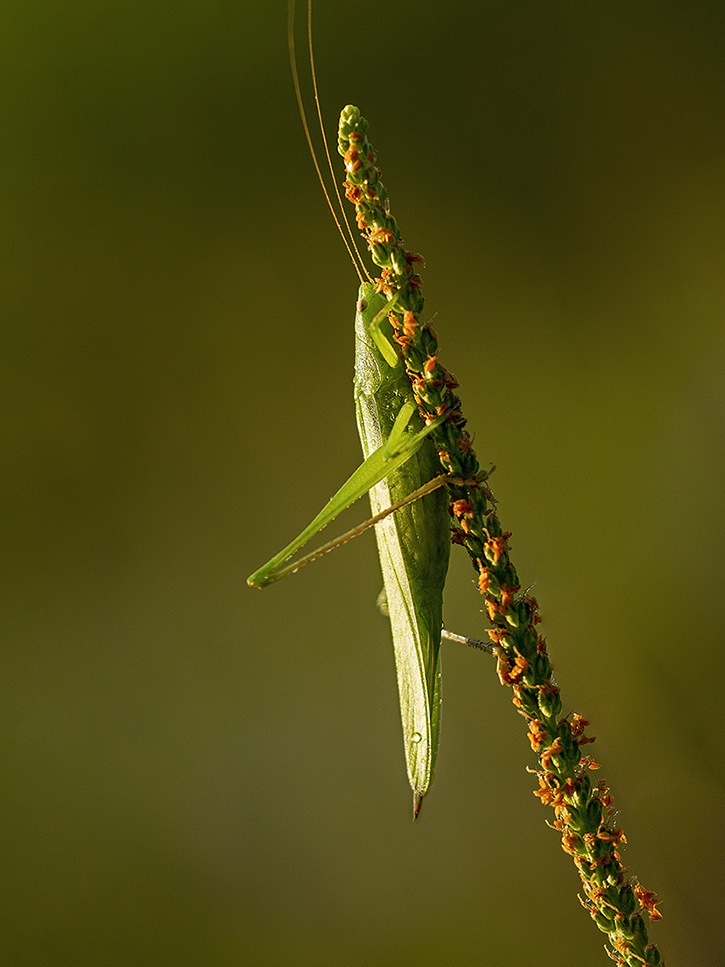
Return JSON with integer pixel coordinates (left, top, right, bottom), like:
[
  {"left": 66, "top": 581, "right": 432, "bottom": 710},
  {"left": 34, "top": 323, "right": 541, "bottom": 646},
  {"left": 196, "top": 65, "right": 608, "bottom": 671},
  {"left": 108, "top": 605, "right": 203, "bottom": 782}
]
[{"left": 2, "top": 1, "right": 724, "bottom": 964}]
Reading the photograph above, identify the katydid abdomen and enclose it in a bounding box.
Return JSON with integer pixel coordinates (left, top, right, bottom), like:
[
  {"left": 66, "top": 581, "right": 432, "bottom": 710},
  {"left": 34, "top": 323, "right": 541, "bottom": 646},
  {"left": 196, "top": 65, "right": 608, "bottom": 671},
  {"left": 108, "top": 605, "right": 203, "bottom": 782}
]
[{"left": 354, "top": 282, "right": 451, "bottom": 816}]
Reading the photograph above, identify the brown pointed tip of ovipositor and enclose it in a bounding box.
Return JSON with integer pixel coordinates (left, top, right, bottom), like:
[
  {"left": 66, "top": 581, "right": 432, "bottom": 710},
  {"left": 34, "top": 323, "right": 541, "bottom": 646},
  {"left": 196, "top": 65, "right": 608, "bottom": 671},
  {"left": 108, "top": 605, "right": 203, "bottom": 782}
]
[{"left": 413, "top": 791, "right": 424, "bottom": 821}]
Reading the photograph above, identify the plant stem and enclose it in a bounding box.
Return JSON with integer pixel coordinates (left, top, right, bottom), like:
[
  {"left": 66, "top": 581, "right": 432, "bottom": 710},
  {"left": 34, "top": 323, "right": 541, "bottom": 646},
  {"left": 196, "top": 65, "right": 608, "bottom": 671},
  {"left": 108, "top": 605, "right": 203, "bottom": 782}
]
[{"left": 338, "top": 103, "right": 663, "bottom": 967}]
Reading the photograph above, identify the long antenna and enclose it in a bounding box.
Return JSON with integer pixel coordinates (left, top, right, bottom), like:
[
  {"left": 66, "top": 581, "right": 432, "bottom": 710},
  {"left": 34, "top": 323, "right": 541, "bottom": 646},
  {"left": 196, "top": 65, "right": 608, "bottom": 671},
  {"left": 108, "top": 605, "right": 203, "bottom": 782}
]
[
  {"left": 305, "top": 1, "right": 371, "bottom": 283},
  {"left": 287, "top": 0, "right": 371, "bottom": 284}
]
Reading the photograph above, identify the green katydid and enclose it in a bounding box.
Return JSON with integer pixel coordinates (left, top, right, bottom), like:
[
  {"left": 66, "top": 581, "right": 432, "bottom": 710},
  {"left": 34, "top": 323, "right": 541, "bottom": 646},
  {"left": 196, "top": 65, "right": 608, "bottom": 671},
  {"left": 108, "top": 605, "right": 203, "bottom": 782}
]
[
  {"left": 248, "top": 0, "right": 489, "bottom": 818},
  {"left": 351, "top": 285, "right": 452, "bottom": 818},
  {"left": 247, "top": 283, "right": 454, "bottom": 817}
]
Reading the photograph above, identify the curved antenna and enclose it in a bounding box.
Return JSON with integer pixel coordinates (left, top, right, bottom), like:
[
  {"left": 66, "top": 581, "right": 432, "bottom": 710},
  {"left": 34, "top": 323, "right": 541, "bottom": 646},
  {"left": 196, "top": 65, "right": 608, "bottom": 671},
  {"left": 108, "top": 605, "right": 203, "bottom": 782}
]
[
  {"left": 288, "top": 0, "right": 371, "bottom": 284},
  {"left": 305, "top": 1, "right": 371, "bottom": 283}
]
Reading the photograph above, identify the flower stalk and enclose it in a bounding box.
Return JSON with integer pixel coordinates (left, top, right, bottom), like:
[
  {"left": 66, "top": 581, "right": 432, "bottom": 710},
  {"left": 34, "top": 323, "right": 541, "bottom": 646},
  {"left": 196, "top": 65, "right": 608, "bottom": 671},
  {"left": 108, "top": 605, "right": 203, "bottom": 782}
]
[{"left": 338, "top": 103, "right": 663, "bottom": 967}]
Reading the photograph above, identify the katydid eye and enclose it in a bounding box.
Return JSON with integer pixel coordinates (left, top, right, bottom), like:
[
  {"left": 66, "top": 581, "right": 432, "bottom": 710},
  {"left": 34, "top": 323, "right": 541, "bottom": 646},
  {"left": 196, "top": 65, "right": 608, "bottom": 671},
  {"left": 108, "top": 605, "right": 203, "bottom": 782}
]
[{"left": 357, "top": 298, "right": 367, "bottom": 313}]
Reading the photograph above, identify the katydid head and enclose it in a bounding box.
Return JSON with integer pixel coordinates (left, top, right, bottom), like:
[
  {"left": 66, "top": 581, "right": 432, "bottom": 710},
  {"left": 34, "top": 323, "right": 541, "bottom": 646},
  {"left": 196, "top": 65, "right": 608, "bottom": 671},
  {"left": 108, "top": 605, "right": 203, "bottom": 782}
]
[
  {"left": 355, "top": 283, "right": 402, "bottom": 396},
  {"left": 356, "top": 291, "right": 400, "bottom": 371},
  {"left": 355, "top": 281, "right": 379, "bottom": 318}
]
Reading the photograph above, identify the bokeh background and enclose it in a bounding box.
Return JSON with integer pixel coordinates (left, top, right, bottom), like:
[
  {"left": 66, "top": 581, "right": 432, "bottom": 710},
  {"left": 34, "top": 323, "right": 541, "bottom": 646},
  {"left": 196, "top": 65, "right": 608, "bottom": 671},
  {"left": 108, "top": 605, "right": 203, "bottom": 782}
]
[{"left": 3, "top": 1, "right": 724, "bottom": 963}]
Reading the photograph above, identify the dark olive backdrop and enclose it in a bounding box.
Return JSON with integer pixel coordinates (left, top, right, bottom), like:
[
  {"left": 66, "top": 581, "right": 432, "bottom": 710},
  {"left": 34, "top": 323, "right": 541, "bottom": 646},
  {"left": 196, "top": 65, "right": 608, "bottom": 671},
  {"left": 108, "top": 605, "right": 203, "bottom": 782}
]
[{"left": 3, "top": 1, "right": 724, "bottom": 964}]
